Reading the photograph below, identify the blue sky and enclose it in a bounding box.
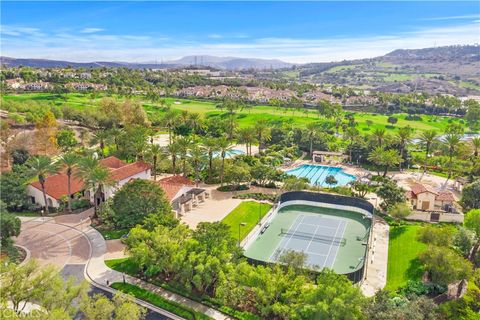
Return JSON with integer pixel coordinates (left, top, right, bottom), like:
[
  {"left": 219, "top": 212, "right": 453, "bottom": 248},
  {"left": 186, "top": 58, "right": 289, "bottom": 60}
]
[{"left": 1, "top": 1, "right": 479, "bottom": 63}]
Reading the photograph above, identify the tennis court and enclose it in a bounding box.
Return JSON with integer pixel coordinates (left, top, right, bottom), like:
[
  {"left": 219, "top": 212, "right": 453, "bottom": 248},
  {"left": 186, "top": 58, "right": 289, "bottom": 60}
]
[
  {"left": 244, "top": 204, "right": 371, "bottom": 275},
  {"left": 270, "top": 214, "right": 347, "bottom": 269}
]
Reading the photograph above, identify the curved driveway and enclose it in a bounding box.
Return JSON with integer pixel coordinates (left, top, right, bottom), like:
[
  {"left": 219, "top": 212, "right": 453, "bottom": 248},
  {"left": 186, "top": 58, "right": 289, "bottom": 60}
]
[
  {"left": 15, "top": 215, "right": 179, "bottom": 320},
  {"left": 16, "top": 217, "right": 90, "bottom": 268}
]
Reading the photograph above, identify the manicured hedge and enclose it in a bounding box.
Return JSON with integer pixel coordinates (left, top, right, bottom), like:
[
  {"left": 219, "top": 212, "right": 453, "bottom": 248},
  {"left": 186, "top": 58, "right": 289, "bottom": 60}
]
[{"left": 111, "top": 282, "right": 211, "bottom": 320}]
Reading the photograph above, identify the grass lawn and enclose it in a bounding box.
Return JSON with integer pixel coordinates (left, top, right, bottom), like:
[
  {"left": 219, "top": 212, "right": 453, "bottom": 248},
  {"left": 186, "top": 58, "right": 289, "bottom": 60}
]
[
  {"left": 385, "top": 225, "right": 427, "bottom": 291},
  {"left": 105, "top": 257, "right": 141, "bottom": 275},
  {"left": 10, "top": 211, "right": 42, "bottom": 217},
  {"left": 96, "top": 228, "right": 129, "bottom": 240},
  {"left": 2, "top": 92, "right": 464, "bottom": 132},
  {"left": 111, "top": 282, "right": 212, "bottom": 320},
  {"left": 221, "top": 201, "right": 272, "bottom": 242}
]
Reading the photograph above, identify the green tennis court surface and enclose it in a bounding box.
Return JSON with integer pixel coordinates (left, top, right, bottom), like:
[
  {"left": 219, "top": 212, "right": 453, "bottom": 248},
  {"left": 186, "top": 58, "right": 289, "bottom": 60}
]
[{"left": 244, "top": 204, "right": 371, "bottom": 274}]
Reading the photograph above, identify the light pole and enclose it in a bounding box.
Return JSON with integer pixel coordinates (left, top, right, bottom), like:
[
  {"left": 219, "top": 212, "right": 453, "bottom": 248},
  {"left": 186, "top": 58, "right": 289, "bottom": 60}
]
[
  {"left": 258, "top": 202, "right": 262, "bottom": 225},
  {"left": 238, "top": 222, "right": 246, "bottom": 246}
]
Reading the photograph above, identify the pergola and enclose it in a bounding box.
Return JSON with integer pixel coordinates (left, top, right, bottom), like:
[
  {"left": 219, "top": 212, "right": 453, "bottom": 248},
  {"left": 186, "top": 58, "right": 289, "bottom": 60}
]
[{"left": 312, "top": 151, "right": 346, "bottom": 163}]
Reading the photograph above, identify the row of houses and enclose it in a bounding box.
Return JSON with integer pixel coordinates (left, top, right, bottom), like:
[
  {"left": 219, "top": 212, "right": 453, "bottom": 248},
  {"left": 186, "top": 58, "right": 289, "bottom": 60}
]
[
  {"left": 27, "top": 156, "right": 208, "bottom": 216},
  {"left": 173, "top": 85, "right": 380, "bottom": 106},
  {"left": 5, "top": 79, "right": 107, "bottom": 91}
]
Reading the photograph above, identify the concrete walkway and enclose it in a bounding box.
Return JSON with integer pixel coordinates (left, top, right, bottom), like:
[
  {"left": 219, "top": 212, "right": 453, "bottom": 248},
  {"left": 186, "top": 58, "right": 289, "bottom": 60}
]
[
  {"left": 360, "top": 216, "right": 389, "bottom": 297},
  {"left": 83, "top": 225, "right": 231, "bottom": 320}
]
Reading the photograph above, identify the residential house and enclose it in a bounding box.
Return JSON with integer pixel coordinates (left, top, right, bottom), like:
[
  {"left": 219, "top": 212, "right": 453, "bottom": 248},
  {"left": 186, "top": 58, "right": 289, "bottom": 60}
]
[
  {"left": 27, "top": 156, "right": 150, "bottom": 208},
  {"left": 5, "top": 78, "right": 24, "bottom": 89},
  {"left": 25, "top": 82, "right": 51, "bottom": 91},
  {"left": 405, "top": 183, "right": 455, "bottom": 211}
]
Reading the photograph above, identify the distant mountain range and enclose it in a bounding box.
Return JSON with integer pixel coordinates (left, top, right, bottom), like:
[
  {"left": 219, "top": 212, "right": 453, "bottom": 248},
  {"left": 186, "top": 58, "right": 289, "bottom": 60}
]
[{"left": 0, "top": 55, "right": 292, "bottom": 70}]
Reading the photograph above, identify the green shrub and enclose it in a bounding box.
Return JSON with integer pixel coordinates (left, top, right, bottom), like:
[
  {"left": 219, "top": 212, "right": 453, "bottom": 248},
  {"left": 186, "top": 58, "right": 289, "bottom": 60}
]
[
  {"left": 217, "top": 184, "right": 249, "bottom": 192},
  {"left": 111, "top": 282, "right": 211, "bottom": 320},
  {"left": 71, "top": 198, "right": 90, "bottom": 210}
]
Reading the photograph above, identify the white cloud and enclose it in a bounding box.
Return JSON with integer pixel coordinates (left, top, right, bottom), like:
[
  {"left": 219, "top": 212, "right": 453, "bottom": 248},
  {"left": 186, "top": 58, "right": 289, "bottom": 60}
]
[
  {"left": 1, "top": 21, "right": 479, "bottom": 63},
  {"left": 421, "top": 14, "right": 480, "bottom": 21},
  {"left": 80, "top": 28, "right": 104, "bottom": 34},
  {"left": 207, "top": 34, "right": 222, "bottom": 39}
]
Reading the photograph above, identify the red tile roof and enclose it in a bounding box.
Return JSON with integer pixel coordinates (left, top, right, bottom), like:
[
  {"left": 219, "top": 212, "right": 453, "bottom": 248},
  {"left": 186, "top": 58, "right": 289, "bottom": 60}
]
[
  {"left": 159, "top": 176, "right": 194, "bottom": 186},
  {"left": 436, "top": 191, "right": 455, "bottom": 202},
  {"left": 410, "top": 183, "right": 438, "bottom": 195},
  {"left": 109, "top": 161, "right": 150, "bottom": 181},
  {"left": 100, "top": 156, "right": 126, "bottom": 169},
  {"left": 29, "top": 156, "right": 150, "bottom": 200},
  {"left": 156, "top": 176, "right": 194, "bottom": 202},
  {"left": 157, "top": 182, "right": 184, "bottom": 201},
  {"left": 30, "top": 174, "right": 84, "bottom": 200}
]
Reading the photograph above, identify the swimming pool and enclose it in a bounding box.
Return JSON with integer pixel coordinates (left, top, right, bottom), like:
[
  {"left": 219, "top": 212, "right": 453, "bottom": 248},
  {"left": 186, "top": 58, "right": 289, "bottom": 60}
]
[
  {"left": 213, "top": 149, "right": 245, "bottom": 159},
  {"left": 285, "top": 164, "right": 356, "bottom": 187}
]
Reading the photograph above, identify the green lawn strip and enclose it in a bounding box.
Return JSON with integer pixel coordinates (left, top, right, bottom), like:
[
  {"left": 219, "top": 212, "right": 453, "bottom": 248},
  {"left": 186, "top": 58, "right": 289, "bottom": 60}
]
[
  {"left": 221, "top": 201, "right": 272, "bottom": 241},
  {"left": 96, "top": 228, "right": 129, "bottom": 240},
  {"left": 10, "top": 211, "right": 42, "bottom": 217},
  {"left": 111, "top": 282, "right": 211, "bottom": 320},
  {"left": 385, "top": 225, "right": 427, "bottom": 291}
]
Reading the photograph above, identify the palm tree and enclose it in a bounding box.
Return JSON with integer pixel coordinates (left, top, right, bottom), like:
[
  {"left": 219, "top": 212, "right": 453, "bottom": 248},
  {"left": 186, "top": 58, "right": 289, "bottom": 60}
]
[
  {"left": 371, "top": 128, "right": 387, "bottom": 148},
  {"left": 236, "top": 127, "right": 256, "bottom": 156},
  {"left": 396, "top": 126, "right": 413, "bottom": 170},
  {"left": 254, "top": 119, "right": 271, "bottom": 152},
  {"left": 90, "top": 130, "right": 111, "bottom": 157},
  {"left": 220, "top": 98, "right": 239, "bottom": 140},
  {"left": 57, "top": 153, "right": 79, "bottom": 213},
  {"left": 189, "top": 145, "right": 206, "bottom": 187},
  {"left": 418, "top": 130, "right": 439, "bottom": 173},
  {"left": 107, "top": 127, "right": 122, "bottom": 151},
  {"left": 203, "top": 137, "right": 220, "bottom": 178},
  {"left": 27, "top": 156, "right": 60, "bottom": 215},
  {"left": 344, "top": 127, "right": 359, "bottom": 163},
  {"left": 368, "top": 147, "right": 401, "bottom": 177},
  {"left": 147, "top": 144, "right": 163, "bottom": 181},
  {"left": 443, "top": 134, "right": 461, "bottom": 181},
  {"left": 82, "top": 165, "right": 113, "bottom": 213},
  {"left": 217, "top": 137, "right": 232, "bottom": 186},
  {"left": 189, "top": 113, "right": 204, "bottom": 134},
  {"left": 471, "top": 137, "right": 480, "bottom": 157},
  {"left": 162, "top": 111, "right": 178, "bottom": 144},
  {"left": 167, "top": 141, "right": 181, "bottom": 175},
  {"left": 176, "top": 136, "right": 192, "bottom": 177},
  {"left": 305, "top": 122, "right": 320, "bottom": 157}
]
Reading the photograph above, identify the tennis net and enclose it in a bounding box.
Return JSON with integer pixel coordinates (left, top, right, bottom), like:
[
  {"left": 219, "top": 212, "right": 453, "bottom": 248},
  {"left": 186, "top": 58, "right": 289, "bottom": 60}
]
[{"left": 280, "top": 228, "right": 346, "bottom": 246}]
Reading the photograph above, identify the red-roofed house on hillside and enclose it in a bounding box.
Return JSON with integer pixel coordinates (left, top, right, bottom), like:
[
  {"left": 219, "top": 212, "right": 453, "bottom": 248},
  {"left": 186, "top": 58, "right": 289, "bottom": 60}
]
[
  {"left": 156, "top": 176, "right": 209, "bottom": 216},
  {"left": 405, "top": 183, "right": 455, "bottom": 211},
  {"left": 27, "top": 156, "right": 150, "bottom": 208}
]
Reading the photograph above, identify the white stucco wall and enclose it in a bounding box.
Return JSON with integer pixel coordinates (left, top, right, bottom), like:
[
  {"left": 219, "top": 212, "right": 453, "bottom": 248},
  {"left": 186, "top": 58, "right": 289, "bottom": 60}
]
[
  {"left": 26, "top": 185, "right": 61, "bottom": 208},
  {"left": 416, "top": 192, "right": 436, "bottom": 211},
  {"left": 103, "top": 169, "right": 151, "bottom": 199}
]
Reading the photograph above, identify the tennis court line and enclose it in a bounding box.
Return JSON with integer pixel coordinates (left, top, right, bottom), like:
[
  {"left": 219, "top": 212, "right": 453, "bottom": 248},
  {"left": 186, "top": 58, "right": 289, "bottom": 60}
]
[
  {"left": 296, "top": 222, "right": 338, "bottom": 230},
  {"left": 304, "top": 225, "right": 320, "bottom": 253},
  {"left": 269, "top": 214, "right": 304, "bottom": 261},
  {"left": 322, "top": 219, "right": 342, "bottom": 269},
  {"left": 331, "top": 220, "right": 347, "bottom": 270},
  {"left": 304, "top": 251, "right": 328, "bottom": 257},
  {"left": 280, "top": 215, "right": 306, "bottom": 256}
]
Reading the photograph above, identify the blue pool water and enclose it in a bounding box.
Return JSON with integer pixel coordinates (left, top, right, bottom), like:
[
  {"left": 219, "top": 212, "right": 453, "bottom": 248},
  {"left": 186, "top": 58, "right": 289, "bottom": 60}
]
[
  {"left": 213, "top": 149, "right": 245, "bottom": 159},
  {"left": 285, "top": 164, "right": 356, "bottom": 187}
]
